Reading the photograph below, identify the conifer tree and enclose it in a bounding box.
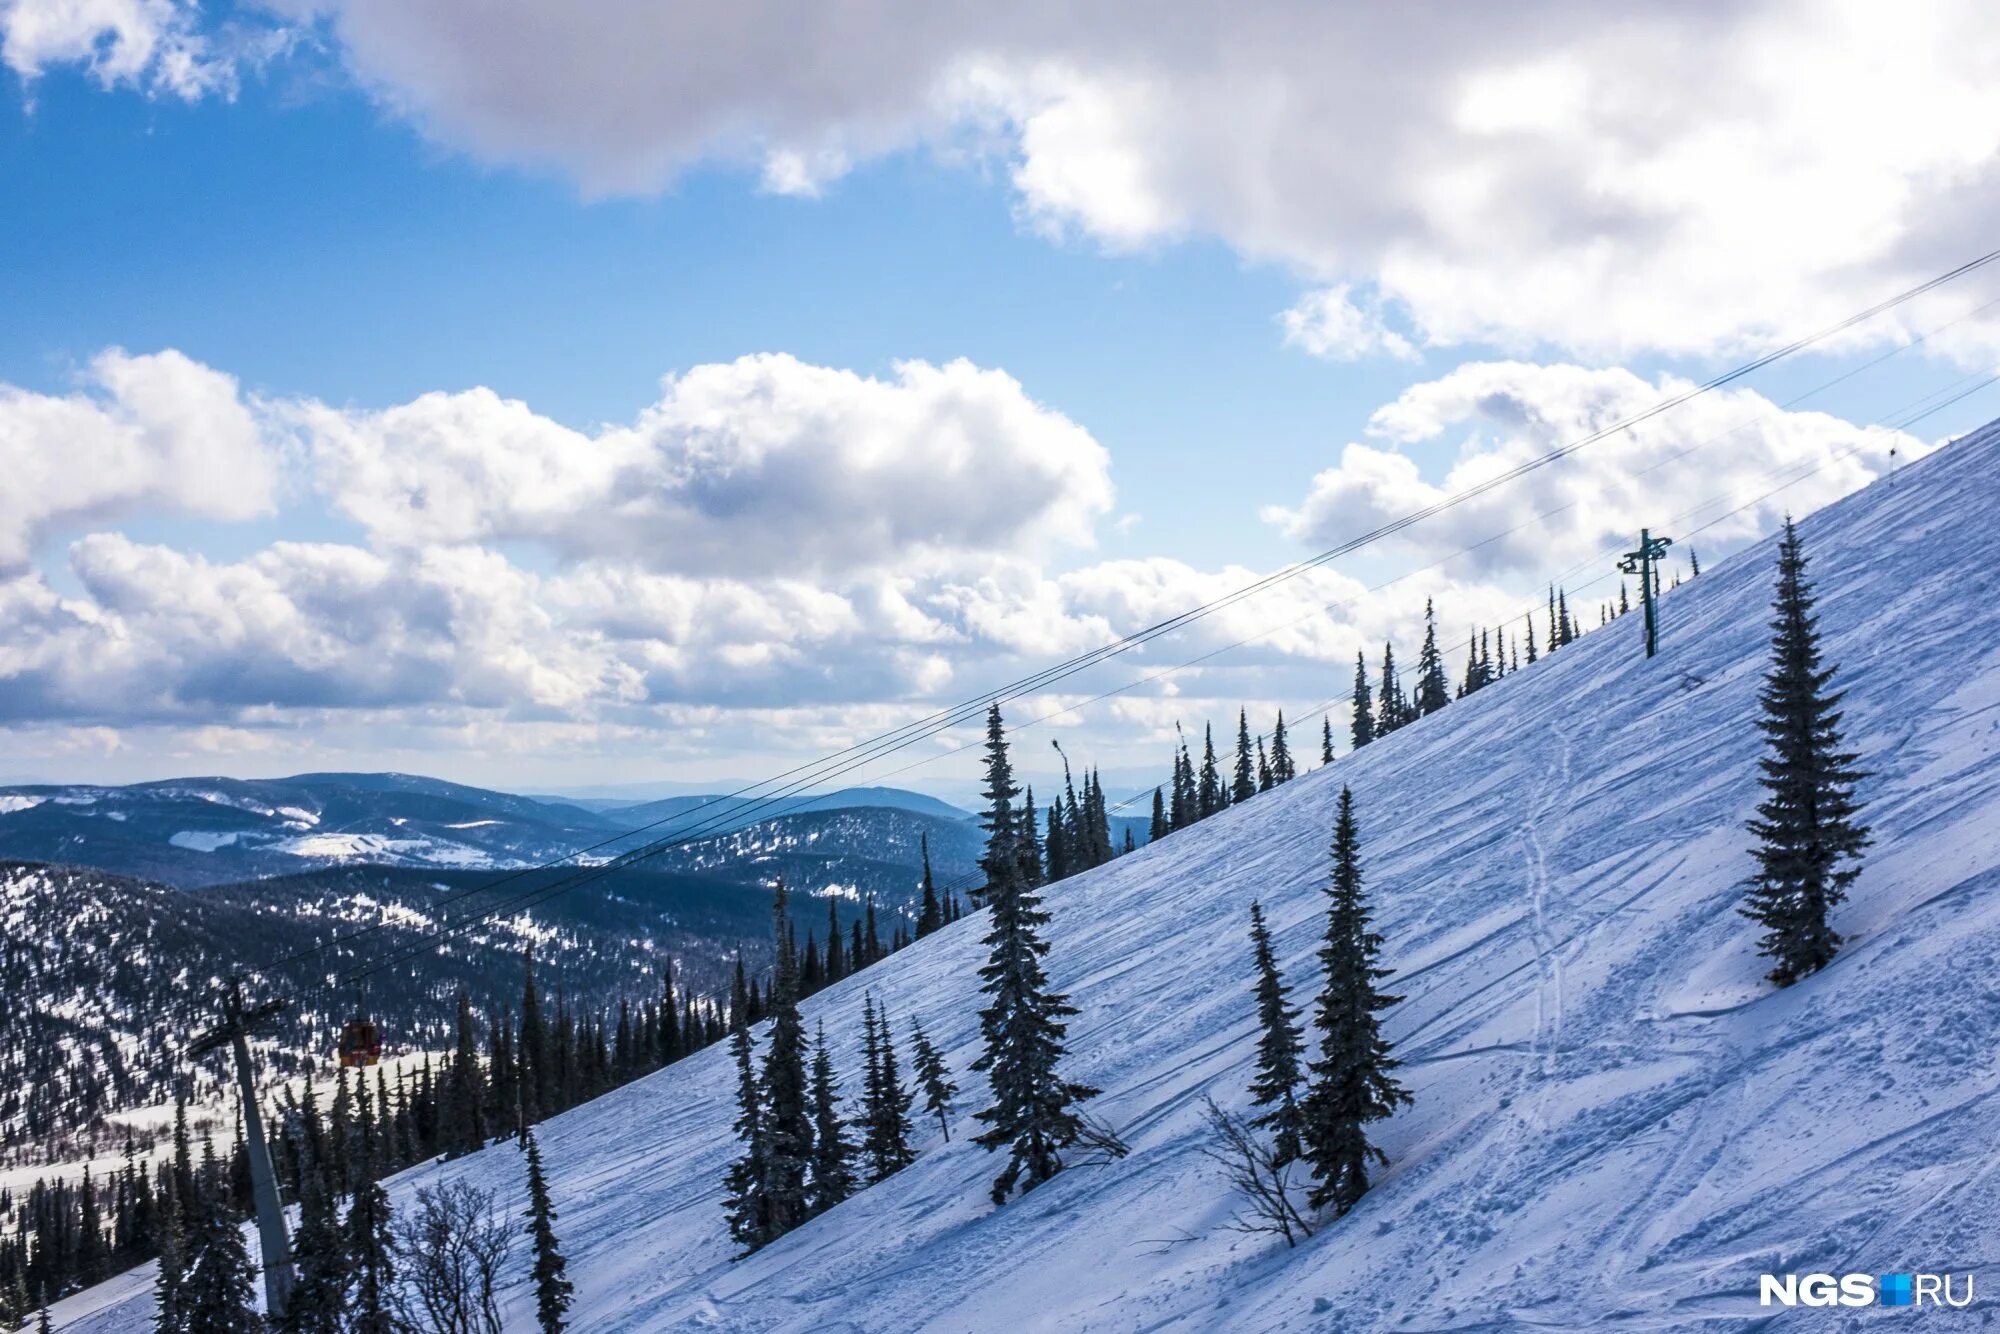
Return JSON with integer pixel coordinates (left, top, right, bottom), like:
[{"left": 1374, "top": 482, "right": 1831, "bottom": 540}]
[
  {"left": 1350, "top": 652, "right": 1375, "bottom": 749},
  {"left": 1149, "top": 787, "right": 1168, "bottom": 842},
  {"left": 916, "top": 833, "right": 943, "bottom": 938},
  {"left": 519, "top": 950, "right": 549, "bottom": 1132},
  {"left": 181, "top": 1183, "right": 259, "bottom": 1334},
  {"left": 1301, "top": 788, "right": 1410, "bottom": 1218},
  {"left": 1122, "top": 827, "right": 1136, "bottom": 856},
  {"left": 806, "top": 1023, "right": 857, "bottom": 1216},
  {"left": 975, "top": 703, "right": 1021, "bottom": 907},
  {"left": 1523, "top": 614, "right": 1538, "bottom": 664},
  {"left": 152, "top": 1174, "right": 186, "bottom": 1334},
  {"left": 721, "top": 1016, "right": 770, "bottom": 1252},
  {"left": 523, "top": 1129, "right": 574, "bottom": 1333},
  {"left": 1375, "top": 644, "right": 1404, "bottom": 734},
  {"left": 1233, "top": 709, "right": 1258, "bottom": 804},
  {"left": 824, "top": 901, "right": 845, "bottom": 983},
  {"left": 1688, "top": 547, "right": 1701, "bottom": 576},
  {"left": 1322, "top": 716, "right": 1335, "bottom": 765},
  {"left": 860, "top": 996, "right": 917, "bottom": 1181},
  {"left": 1170, "top": 738, "right": 1197, "bottom": 830},
  {"left": 909, "top": 1020, "right": 958, "bottom": 1141},
  {"left": 447, "top": 987, "right": 487, "bottom": 1157},
  {"left": 1740, "top": 519, "right": 1870, "bottom": 986},
  {"left": 970, "top": 713, "right": 1099, "bottom": 1202},
  {"left": 758, "top": 882, "right": 813, "bottom": 1238},
  {"left": 1020, "top": 783, "right": 1047, "bottom": 886},
  {"left": 1413, "top": 599, "right": 1450, "bottom": 715},
  {"left": 1256, "top": 738, "right": 1271, "bottom": 792},
  {"left": 283, "top": 1075, "right": 346, "bottom": 1334},
  {"left": 344, "top": 1179, "right": 396, "bottom": 1334},
  {"left": 1270, "top": 711, "right": 1295, "bottom": 784},
  {"left": 1246, "top": 901, "right": 1306, "bottom": 1165},
  {"left": 1085, "top": 771, "right": 1113, "bottom": 866},
  {"left": 1198, "top": 724, "right": 1225, "bottom": 817}
]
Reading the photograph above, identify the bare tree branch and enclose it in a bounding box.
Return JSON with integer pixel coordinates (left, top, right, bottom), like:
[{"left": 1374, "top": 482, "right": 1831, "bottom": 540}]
[{"left": 1198, "top": 1096, "right": 1314, "bottom": 1247}]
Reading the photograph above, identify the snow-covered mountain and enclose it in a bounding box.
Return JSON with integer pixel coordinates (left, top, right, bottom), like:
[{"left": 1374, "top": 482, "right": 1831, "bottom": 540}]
[
  {"left": 0, "top": 775, "right": 971, "bottom": 888},
  {"left": 57, "top": 422, "right": 2000, "bottom": 1330}
]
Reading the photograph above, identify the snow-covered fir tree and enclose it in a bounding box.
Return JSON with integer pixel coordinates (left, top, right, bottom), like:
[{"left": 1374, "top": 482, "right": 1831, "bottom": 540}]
[
  {"left": 758, "top": 881, "right": 813, "bottom": 1237},
  {"left": 909, "top": 1019, "right": 959, "bottom": 1141},
  {"left": 1740, "top": 518, "right": 1870, "bottom": 986},
  {"left": 523, "top": 1127, "right": 574, "bottom": 1333},
  {"left": 860, "top": 995, "right": 917, "bottom": 1182},
  {"left": 1246, "top": 901, "right": 1306, "bottom": 1165},
  {"left": 970, "top": 711, "right": 1099, "bottom": 1203},
  {"left": 1301, "top": 787, "right": 1411, "bottom": 1218},
  {"left": 807, "top": 1022, "right": 858, "bottom": 1215},
  {"left": 1414, "top": 599, "right": 1450, "bottom": 715},
  {"left": 1233, "top": 710, "right": 1258, "bottom": 804}
]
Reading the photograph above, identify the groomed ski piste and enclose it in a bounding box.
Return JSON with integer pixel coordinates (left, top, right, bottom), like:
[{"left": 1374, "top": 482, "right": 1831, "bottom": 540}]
[{"left": 53, "top": 421, "right": 2000, "bottom": 1331}]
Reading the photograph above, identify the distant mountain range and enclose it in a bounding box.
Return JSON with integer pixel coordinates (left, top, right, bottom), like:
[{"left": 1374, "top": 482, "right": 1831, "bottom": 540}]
[{"left": 0, "top": 772, "right": 974, "bottom": 887}]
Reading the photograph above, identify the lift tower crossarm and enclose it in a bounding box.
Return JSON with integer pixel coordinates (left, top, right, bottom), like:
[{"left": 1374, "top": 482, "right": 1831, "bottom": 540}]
[{"left": 1617, "top": 528, "right": 1674, "bottom": 659}]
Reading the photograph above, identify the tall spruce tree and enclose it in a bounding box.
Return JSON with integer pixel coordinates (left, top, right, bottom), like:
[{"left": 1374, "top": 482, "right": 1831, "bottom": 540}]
[
  {"left": 1232, "top": 710, "right": 1258, "bottom": 804},
  {"left": 1375, "top": 644, "right": 1404, "bottom": 735},
  {"left": 1149, "top": 787, "right": 1169, "bottom": 842},
  {"left": 179, "top": 1184, "right": 259, "bottom": 1334},
  {"left": 758, "top": 881, "right": 813, "bottom": 1238},
  {"left": 1246, "top": 901, "right": 1306, "bottom": 1165},
  {"left": 1170, "top": 739, "right": 1197, "bottom": 830},
  {"left": 152, "top": 1173, "right": 187, "bottom": 1334},
  {"left": 1413, "top": 599, "right": 1450, "bottom": 715},
  {"left": 1198, "top": 725, "right": 1225, "bottom": 818},
  {"left": 806, "top": 1023, "right": 858, "bottom": 1216},
  {"left": 283, "top": 1085, "right": 347, "bottom": 1334},
  {"left": 522, "top": 1129, "right": 574, "bottom": 1334},
  {"left": 916, "top": 833, "right": 943, "bottom": 938},
  {"left": 970, "top": 715, "right": 1099, "bottom": 1202},
  {"left": 1301, "top": 787, "right": 1410, "bottom": 1218},
  {"left": 447, "top": 987, "right": 487, "bottom": 1157},
  {"left": 975, "top": 703, "right": 1020, "bottom": 907},
  {"left": 909, "top": 1020, "right": 958, "bottom": 1141},
  {"left": 860, "top": 996, "right": 917, "bottom": 1182},
  {"left": 1740, "top": 519, "right": 1870, "bottom": 986},
  {"left": 1322, "top": 716, "right": 1336, "bottom": 765},
  {"left": 1270, "top": 712, "right": 1296, "bottom": 784},
  {"left": 721, "top": 1016, "right": 770, "bottom": 1252},
  {"left": 344, "top": 1179, "right": 396, "bottom": 1334},
  {"left": 1350, "top": 652, "right": 1375, "bottom": 750}
]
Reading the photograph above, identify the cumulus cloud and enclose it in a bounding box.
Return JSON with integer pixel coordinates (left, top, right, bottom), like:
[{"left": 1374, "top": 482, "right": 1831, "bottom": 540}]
[
  {"left": 149, "top": 1, "right": 1984, "bottom": 360},
  {"left": 1263, "top": 361, "right": 1918, "bottom": 575},
  {"left": 294, "top": 352, "right": 1112, "bottom": 577},
  {"left": 0, "top": 349, "right": 281, "bottom": 572}
]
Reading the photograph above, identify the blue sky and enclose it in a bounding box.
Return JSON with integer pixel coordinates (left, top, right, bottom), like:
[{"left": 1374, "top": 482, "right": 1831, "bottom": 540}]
[{"left": 3, "top": 2, "right": 1998, "bottom": 796}]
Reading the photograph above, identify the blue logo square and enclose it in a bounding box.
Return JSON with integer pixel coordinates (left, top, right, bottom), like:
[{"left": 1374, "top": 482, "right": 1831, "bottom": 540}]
[{"left": 1880, "top": 1273, "right": 1914, "bottom": 1307}]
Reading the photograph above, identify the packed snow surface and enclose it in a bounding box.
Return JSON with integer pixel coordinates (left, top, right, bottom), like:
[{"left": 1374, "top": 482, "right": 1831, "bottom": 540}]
[{"left": 59, "top": 426, "right": 2000, "bottom": 1330}]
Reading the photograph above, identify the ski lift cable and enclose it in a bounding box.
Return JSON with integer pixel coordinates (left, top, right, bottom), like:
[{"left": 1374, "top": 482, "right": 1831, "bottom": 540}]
[
  {"left": 323, "top": 256, "right": 2000, "bottom": 986},
  {"left": 340, "top": 375, "right": 1973, "bottom": 987}
]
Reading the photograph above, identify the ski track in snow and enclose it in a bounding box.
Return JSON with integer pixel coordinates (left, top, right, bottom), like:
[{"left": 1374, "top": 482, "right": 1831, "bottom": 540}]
[{"left": 51, "top": 425, "right": 2000, "bottom": 1332}]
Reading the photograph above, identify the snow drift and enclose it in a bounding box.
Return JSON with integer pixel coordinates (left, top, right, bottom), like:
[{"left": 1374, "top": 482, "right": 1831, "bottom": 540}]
[{"left": 62, "top": 421, "right": 2000, "bottom": 1330}]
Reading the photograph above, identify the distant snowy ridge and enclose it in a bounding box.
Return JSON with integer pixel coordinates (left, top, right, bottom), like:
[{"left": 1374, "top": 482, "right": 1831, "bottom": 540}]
[{"left": 58, "top": 421, "right": 2000, "bottom": 1331}]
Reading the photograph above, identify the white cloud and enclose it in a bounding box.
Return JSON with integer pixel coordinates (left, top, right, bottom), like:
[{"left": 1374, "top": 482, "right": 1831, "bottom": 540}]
[
  {"left": 1280, "top": 286, "right": 1416, "bottom": 362},
  {"left": 183, "top": 1, "right": 1998, "bottom": 361},
  {"left": 1264, "top": 361, "right": 1919, "bottom": 575},
  {"left": 0, "top": 0, "right": 238, "bottom": 98},
  {"left": 0, "top": 349, "right": 281, "bottom": 572},
  {"left": 294, "top": 352, "right": 1113, "bottom": 578}
]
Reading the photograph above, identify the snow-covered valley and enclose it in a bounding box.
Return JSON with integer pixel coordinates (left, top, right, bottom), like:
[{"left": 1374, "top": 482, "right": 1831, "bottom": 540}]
[{"left": 52, "top": 421, "right": 2000, "bottom": 1330}]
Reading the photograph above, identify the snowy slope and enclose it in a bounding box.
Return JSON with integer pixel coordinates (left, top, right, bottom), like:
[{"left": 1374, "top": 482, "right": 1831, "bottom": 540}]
[{"left": 62, "top": 423, "right": 2000, "bottom": 1331}]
